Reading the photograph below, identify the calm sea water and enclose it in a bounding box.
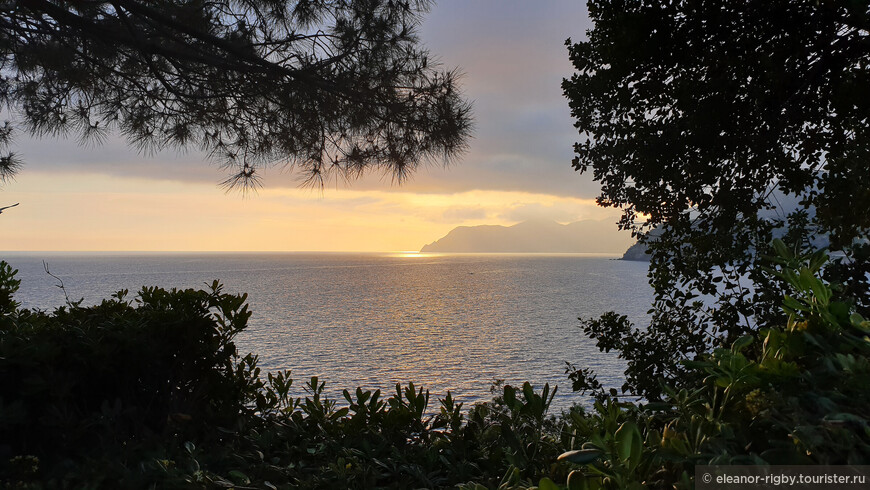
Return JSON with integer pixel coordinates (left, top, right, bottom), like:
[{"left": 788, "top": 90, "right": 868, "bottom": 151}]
[{"left": 3, "top": 253, "right": 653, "bottom": 410}]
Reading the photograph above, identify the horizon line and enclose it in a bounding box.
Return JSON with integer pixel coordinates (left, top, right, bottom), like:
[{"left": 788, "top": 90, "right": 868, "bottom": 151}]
[{"left": 1, "top": 250, "right": 624, "bottom": 256}]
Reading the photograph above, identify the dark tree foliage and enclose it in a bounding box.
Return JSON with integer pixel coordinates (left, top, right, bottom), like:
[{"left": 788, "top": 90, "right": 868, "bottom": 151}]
[
  {"left": 563, "top": 0, "right": 870, "bottom": 398},
  {"left": 0, "top": 0, "right": 472, "bottom": 188}
]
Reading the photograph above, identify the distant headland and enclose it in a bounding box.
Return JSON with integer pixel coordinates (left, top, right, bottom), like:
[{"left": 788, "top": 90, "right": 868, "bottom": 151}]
[{"left": 420, "top": 219, "right": 634, "bottom": 254}]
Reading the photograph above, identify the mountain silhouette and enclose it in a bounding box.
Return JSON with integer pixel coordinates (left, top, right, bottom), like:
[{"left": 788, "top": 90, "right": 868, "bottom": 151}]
[{"left": 420, "top": 219, "right": 632, "bottom": 253}]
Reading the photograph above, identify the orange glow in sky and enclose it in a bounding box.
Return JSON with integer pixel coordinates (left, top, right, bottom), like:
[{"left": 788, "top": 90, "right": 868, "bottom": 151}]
[
  {"left": 1, "top": 171, "right": 627, "bottom": 252},
  {"left": 0, "top": 1, "right": 621, "bottom": 253}
]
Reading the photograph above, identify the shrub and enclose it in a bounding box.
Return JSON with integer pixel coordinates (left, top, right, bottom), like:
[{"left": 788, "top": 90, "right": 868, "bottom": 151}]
[
  {"left": 0, "top": 263, "right": 565, "bottom": 488},
  {"left": 0, "top": 273, "right": 262, "bottom": 486},
  {"left": 557, "top": 242, "right": 870, "bottom": 489}
]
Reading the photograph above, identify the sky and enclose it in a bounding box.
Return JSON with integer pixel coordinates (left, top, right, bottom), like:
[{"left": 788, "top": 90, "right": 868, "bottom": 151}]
[{"left": 0, "top": 1, "right": 631, "bottom": 252}]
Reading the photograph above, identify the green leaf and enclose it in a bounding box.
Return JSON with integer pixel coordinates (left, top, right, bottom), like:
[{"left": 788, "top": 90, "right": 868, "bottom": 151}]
[
  {"left": 615, "top": 421, "right": 635, "bottom": 461},
  {"left": 615, "top": 421, "right": 643, "bottom": 467},
  {"left": 824, "top": 413, "right": 867, "bottom": 425},
  {"left": 331, "top": 407, "right": 349, "bottom": 420},
  {"left": 731, "top": 334, "right": 754, "bottom": 352},
  {"left": 499, "top": 466, "right": 521, "bottom": 486},
  {"left": 567, "top": 470, "right": 588, "bottom": 490},
  {"left": 808, "top": 277, "right": 830, "bottom": 305},
  {"left": 850, "top": 313, "right": 869, "bottom": 332},
  {"left": 772, "top": 239, "right": 792, "bottom": 259},
  {"left": 538, "top": 477, "right": 560, "bottom": 490},
  {"left": 228, "top": 470, "right": 250, "bottom": 485},
  {"left": 558, "top": 449, "right": 603, "bottom": 464},
  {"left": 681, "top": 360, "right": 714, "bottom": 370},
  {"left": 643, "top": 401, "right": 673, "bottom": 411},
  {"left": 808, "top": 250, "right": 828, "bottom": 272},
  {"left": 522, "top": 381, "right": 535, "bottom": 402},
  {"left": 783, "top": 270, "right": 801, "bottom": 289},
  {"left": 783, "top": 295, "right": 809, "bottom": 312},
  {"left": 798, "top": 268, "right": 817, "bottom": 293},
  {"left": 503, "top": 385, "right": 517, "bottom": 408}
]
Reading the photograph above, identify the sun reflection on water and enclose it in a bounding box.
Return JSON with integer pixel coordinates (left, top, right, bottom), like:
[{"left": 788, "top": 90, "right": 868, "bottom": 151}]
[{"left": 387, "top": 251, "right": 442, "bottom": 259}]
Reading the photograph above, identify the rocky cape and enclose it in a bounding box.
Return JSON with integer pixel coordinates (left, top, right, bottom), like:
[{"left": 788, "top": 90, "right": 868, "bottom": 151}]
[
  {"left": 621, "top": 241, "right": 650, "bottom": 261},
  {"left": 420, "top": 219, "right": 633, "bottom": 253}
]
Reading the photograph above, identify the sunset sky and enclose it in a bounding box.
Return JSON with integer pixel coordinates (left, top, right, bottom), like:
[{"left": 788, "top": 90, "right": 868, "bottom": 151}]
[{"left": 0, "top": 1, "right": 631, "bottom": 252}]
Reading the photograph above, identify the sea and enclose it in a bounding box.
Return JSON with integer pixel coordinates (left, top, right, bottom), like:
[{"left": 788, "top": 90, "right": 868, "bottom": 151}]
[{"left": 2, "top": 252, "right": 653, "bottom": 412}]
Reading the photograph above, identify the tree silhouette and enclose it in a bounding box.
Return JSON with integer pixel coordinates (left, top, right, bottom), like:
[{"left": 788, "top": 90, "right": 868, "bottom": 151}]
[
  {"left": 564, "top": 0, "right": 870, "bottom": 398},
  {"left": 0, "top": 0, "right": 472, "bottom": 188}
]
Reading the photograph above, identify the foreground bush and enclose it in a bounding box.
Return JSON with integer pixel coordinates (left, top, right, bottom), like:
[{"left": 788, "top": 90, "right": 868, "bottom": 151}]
[
  {"left": 0, "top": 262, "right": 567, "bottom": 488},
  {"left": 0, "top": 268, "right": 264, "bottom": 487},
  {"left": 1, "top": 242, "right": 867, "bottom": 489},
  {"left": 558, "top": 243, "right": 870, "bottom": 489}
]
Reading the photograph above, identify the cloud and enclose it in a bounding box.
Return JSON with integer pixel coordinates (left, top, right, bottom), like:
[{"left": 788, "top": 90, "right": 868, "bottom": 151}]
[
  {"left": 5, "top": 0, "right": 599, "bottom": 200},
  {"left": 10, "top": 131, "right": 219, "bottom": 184},
  {"left": 441, "top": 206, "right": 489, "bottom": 222},
  {"left": 500, "top": 203, "right": 583, "bottom": 224}
]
